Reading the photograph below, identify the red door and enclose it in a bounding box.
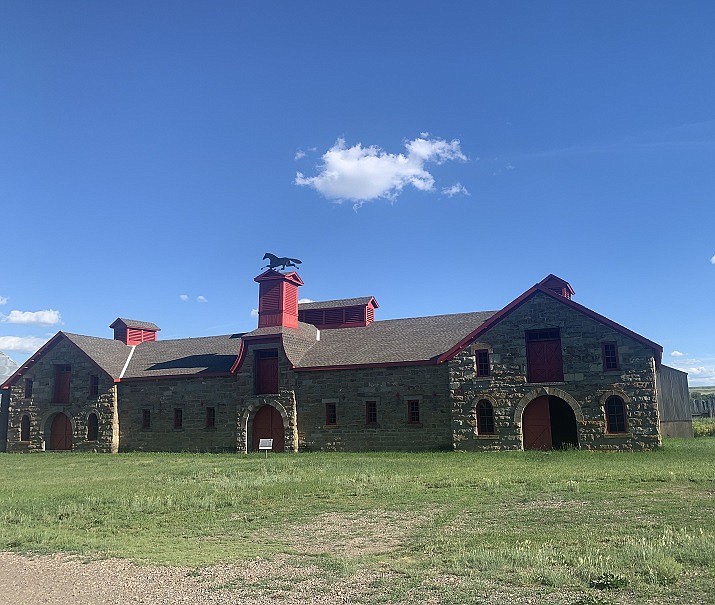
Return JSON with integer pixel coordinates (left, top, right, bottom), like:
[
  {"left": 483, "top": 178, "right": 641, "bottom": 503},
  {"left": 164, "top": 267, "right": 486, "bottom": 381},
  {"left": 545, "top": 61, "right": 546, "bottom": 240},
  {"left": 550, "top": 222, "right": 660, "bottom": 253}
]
[
  {"left": 50, "top": 413, "right": 73, "bottom": 451},
  {"left": 255, "top": 354, "right": 279, "bottom": 394},
  {"left": 252, "top": 405, "right": 285, "bottom": 452},
  {"left": 54, "top": 366, "right": 71, "bottom": 403},
  {"left": 522, "top": 396, "right": 552, "bottom": 450}
]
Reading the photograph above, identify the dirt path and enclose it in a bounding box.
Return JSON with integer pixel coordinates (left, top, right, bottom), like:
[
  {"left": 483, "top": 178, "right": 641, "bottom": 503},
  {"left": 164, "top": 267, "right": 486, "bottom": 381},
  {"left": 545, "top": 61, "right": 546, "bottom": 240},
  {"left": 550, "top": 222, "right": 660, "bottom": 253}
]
[{"left": 0, "top": 552, "right": 377, "bottom": 605}]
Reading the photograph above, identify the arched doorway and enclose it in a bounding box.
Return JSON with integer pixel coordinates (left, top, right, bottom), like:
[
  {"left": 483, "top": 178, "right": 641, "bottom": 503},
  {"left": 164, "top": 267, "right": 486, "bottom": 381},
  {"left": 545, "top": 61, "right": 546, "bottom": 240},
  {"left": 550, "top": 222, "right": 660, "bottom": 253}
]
[
  {"left": 522, "top": 395, "right": 578, "bottom": 450},
  {"left": 49, "top": 413, "right": 73, "bottom": 451},
  {"left": 252, "top": 405, "right": 285, "bottom": 452}
]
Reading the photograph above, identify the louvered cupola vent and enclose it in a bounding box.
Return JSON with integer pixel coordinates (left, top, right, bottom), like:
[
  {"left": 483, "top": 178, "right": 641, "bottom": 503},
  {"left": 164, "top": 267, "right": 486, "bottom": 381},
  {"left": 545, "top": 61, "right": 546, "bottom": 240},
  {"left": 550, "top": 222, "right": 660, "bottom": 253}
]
[
  {"left": 298, "top": 296, "right": 379, "bottom": 330},
  {"left": 538, "top": 275, "right": 575, "bottom": 300},
  {"left": 254, "top": 270, "right": 304, "bottom": 329},
  {"left": 110, "top": 318, "right": 160, "bottom": 345}
]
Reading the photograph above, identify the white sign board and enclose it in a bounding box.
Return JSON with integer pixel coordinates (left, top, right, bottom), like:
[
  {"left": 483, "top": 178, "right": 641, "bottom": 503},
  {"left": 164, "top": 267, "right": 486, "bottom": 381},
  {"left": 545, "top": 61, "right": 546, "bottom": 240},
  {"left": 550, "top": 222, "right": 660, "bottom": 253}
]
[{"left": 259, "top": 438, "right": 273, "bottom": 451}]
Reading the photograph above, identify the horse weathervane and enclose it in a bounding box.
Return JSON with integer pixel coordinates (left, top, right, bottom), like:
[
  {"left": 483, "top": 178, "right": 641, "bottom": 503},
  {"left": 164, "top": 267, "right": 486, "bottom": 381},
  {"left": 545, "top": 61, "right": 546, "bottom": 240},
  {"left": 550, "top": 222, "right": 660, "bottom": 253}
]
[{"left": 262, "top": 252, "right": 302, "bottom": 272}]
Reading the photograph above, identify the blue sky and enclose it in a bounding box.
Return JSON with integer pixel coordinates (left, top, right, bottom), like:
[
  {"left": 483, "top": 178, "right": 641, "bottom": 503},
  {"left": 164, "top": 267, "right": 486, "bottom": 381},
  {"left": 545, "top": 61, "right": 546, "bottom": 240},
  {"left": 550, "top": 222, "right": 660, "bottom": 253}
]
[{"left": 1, "top": 1, "right": 714, "bottom": 385}]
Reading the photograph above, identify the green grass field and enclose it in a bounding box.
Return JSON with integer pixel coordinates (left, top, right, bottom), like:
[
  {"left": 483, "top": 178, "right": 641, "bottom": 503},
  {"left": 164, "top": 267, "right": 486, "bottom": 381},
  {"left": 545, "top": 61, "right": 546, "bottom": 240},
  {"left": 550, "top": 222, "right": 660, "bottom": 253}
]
[{"left": 1, "top": 440, "right": 714, "bottom": 604}]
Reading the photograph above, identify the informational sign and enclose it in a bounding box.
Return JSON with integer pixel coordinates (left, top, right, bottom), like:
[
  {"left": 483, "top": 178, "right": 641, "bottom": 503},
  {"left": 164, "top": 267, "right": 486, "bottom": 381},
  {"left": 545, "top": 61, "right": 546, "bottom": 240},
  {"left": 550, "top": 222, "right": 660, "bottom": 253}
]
[{"left": 259, "top": 438, "right": 273, "bottom": 450}]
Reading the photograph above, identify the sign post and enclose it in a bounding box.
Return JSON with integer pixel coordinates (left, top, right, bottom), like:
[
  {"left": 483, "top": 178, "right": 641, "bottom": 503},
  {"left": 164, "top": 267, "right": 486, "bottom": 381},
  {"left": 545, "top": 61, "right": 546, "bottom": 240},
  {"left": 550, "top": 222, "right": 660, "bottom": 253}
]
[{"left": 259, "top": 438, "right": 273, "bottom": 459}]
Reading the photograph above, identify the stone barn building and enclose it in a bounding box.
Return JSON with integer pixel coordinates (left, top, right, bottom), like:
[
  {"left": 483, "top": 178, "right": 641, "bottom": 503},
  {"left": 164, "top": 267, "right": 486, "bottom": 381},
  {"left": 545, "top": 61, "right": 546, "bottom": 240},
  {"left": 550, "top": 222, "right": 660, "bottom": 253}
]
[{"left": 1, "top": 270, "right": 688, "bottom": 453}]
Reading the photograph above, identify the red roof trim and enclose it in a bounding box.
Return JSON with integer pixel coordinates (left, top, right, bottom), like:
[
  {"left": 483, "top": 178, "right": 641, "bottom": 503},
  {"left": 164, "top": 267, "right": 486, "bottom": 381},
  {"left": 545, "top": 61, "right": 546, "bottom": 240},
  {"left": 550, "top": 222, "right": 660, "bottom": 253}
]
[
  {"left": 230, "top": 339, "right": 246, "bottom": 374},
  {"left": 437, "top": 284, "right": 663, "bottom": 366},
  {"left": 253, "top": 269, "right": 304, "bottom": 287}
]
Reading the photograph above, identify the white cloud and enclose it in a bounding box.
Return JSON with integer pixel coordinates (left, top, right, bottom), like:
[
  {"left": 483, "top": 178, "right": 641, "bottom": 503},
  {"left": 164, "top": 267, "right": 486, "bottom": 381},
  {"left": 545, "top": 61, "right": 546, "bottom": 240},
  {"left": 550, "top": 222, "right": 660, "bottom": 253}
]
[
  {"left": 298, "top": 298, "right": 314, "bottom": 304},
  {"left": 710, "top": 254, "right": 715, "bottom": 264},
  {"left": 1, "top": 309, "right": 61, "bottom": 325},
  {"left": 179, "top": 294, "right": 189, "bottom": 302},
  {"left": 295, "top": 135, "right": 467, "bottom": 203},
  {"left": 0, "top": 335, "right": 50, "bottom": 352},
  {"left": 0, "top": 296, "right": 7, "bottom": 305},
  {"left": 294, "top": 150, "right": 306, "bottom": 160},
  {"left": 196, "top": 296, "right": 208, "bottom": 303},
  {"left": 250, "top": 308, "right": 259, "bottom": 318},
  {"left": 670, "top": 350, "right": 685, "bottom": 357},
  {"left": 441, "top": 183, "right": 470, "bottom": 197}
]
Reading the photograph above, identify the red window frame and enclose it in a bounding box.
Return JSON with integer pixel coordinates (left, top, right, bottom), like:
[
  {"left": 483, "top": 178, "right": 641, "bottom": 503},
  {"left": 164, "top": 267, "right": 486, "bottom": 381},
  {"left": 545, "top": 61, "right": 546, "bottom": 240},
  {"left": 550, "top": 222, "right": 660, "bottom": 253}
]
[
  {"left": 476, "top": 399, "right": 495, "bottom": 435},
  {"left": 407, "top": 399, "right": 420, "bottom": 424},
  {"left": 475, "top": 349, "right": 490, "bottom": 377},
  {"left": 365, "top": 400, "right": 378, "bottom": 425},
  {"left": 605, "top": 396, "right": 627, "bottom": 433},
  {"left": 174, "top": 408, "right": 183, "bottom": 429},
  {"left": 325, "top": 402, "right": 337, "bottom": 426},
  {"left": 141, "top": 409, "right": 151, "bottom": 429},
  {"left": 602, "top": 342, "right": 619, "bottom": 371},
  {"left": 205, "top": 406, "right": 216, "bottom": 429},
  {"left": 24, "top": 378, "right": 33, "bottom": 399}
]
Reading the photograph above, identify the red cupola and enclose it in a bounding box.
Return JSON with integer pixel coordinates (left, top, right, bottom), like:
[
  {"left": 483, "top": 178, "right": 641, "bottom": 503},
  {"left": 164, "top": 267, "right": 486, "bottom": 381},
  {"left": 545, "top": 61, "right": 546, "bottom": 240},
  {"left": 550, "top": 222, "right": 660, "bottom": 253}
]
[
  {"left": 254, "top": 270, "right": 304, "bottom": 329},
  {"left": 110, "top": 318, "right": 160, "bottom": 345},
  {"left": 539, "top": 274, "right": 575, "bottom": 299}
]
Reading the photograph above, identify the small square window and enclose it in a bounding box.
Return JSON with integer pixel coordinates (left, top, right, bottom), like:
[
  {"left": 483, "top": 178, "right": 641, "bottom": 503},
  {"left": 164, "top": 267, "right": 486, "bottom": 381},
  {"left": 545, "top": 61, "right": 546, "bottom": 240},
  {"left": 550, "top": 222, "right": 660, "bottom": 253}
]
[
  {"left": 89, "top": 375, "right": 99, "bottom": 397},
  {"left": 365, "top": 400, "right": 378, "bottom": 425},
  {"left": 206, "top": 407, "right": 216, "bottom": 429},
  {"left": 602, "top": 342, "right": 619, "bottom": 371},
  {"left": 24, "top": 378, "right": 33, "bottom": 399},
  {"left": 141, "top": 409, "right": 151, "bottom": 429},
  {"left": 325, "top": 402, "right": 337, "bottom": 426},
  {"left": 407, "top": 399, "right": 420, "bottom": 424},
  {"left": 475, "top": 350, "right": 490, "bottom": 377},
  {"left": 174, "top": 408, "right": 183, "bottom": 429}
]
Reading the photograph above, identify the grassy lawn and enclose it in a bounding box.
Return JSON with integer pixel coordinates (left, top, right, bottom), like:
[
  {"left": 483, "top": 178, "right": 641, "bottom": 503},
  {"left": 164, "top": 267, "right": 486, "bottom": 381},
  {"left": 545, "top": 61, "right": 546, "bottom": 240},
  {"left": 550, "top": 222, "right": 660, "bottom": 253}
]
[{"left": 1, "top": 439, "right": 714, "bottom": 604}]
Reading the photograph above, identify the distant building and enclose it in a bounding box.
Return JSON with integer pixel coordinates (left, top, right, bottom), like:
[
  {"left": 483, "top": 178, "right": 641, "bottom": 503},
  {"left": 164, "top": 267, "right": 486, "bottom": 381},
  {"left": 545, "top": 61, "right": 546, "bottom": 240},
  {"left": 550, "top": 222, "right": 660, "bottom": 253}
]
[
  {"left": 0, "top": 352, "right": 19, "bottom": 452},
  {"left": 1, "top": 270, "right": 690, "bottom": 453}
]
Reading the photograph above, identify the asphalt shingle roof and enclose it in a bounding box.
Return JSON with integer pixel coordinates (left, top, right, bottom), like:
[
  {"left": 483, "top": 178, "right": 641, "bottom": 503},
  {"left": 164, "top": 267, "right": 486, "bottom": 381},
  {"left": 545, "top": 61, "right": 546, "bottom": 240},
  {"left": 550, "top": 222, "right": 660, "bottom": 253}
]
[
  {"left": 123, "top": 334, "right": 243, "bottom": 378},
  {"left": 293, "top": 311, "right": 497, "bottom": 367},
  {"left": 111, "top": 318, "right": 161, "bottom": 331},
  {"left": 298, "top": 297, "right": 376, "bottom": 310},
  {"left": 63, "top": 333, "right": 133, "bottom": 378}
]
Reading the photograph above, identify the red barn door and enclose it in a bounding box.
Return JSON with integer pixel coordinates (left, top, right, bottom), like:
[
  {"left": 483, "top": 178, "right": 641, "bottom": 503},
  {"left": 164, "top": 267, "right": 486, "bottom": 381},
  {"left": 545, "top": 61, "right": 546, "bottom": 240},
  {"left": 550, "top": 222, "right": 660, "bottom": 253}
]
[
  {"left": 49, "top": 413, "right": 72, "bottom": 451},
  {"left": 252, "top": 405, "right": 285, "bottom": 452},
  {"left": 522, "top": 396, "right": 552, "bottom": 450}
]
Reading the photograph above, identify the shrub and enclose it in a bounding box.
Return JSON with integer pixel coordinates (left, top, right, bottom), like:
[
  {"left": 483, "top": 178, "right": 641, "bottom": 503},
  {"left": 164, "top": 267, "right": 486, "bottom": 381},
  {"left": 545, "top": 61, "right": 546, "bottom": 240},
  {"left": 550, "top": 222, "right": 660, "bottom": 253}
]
[{"left": 693, "top": 418, "right": 715, "bottom": 438}]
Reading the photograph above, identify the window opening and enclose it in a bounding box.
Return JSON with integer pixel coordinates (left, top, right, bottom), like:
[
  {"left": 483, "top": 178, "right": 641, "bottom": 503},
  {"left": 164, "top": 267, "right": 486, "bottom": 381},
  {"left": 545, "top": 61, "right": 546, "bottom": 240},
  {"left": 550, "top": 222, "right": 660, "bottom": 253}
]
[
  {"left": 605, "top": 396, "right": 627, "bottom": 433},
  {"left": 407, "top": 399, "right": 420, "bottom": 423},
  {"left": 325, "top": 402, "right": 337, "bottom": 426},
  {"left": 602, "top": 342, "right": 619, "bottom": 371},
  {"left": 477, "top": 400, "right": 495, "bottom": 434},
  {"left": 476, "top": 350, "right": 490, "bottom": 377},
  {"left": 206, "top": 407, "right": 216, "bottom": 429},
  {"left": 20, "top": 415, "right": 30, "bottom": 441},
  {"left": 365, "top": 400, "right": 377, "bottom": 424},
  {"left": 87, "top": 413, "right": 99, "bottom": 441}
]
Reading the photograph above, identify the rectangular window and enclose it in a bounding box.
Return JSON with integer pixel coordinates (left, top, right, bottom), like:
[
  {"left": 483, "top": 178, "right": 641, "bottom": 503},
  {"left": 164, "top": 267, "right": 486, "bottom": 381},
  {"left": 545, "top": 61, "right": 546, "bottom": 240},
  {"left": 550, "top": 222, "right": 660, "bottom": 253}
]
[
  {"left": 325, "top": 401, "right": 337, "bottom": 426},
  {"left": 602, "top": 342, "right": 619, "bottom": 371},
  {"left": 205, "top": 406, "right": 216, "bottom": 429},
  {"left": 365, "top": 400, "right": 378, "bottom": 425},
  {"left": 89, "top": 374, "right": 99, "bottom": 397},
  {"left": 475, "top": 349, "right": 490, "bottom": 377},
  {"left": 174, "top": 408, "right": 183, "bottom": 429},
  {"left": 525, "top": 329, "right": 564, "bottom": 383},
  {"left": 407, "top": 399, "right": 420, "bottom": 424},
  {"left": 53, "top": 364, "right": 71, "bottom": 404},
  {"left": 255, "top": 350, "right": 279, "bottom": 395},
  {"left": 24, "top": 378, "right": 33, "bottom": 399},
  {"left": 141, "top": 409, "right": 151, "bottom": 430}
]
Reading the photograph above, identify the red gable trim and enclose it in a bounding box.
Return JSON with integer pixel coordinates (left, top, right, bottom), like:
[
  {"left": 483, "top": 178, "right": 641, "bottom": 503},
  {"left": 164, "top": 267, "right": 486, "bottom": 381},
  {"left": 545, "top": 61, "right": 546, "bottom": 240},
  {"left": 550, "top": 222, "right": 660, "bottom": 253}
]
[
  {"left": 437, "top": 285, "right": 663, "bottom": 366},
  {"left": 0, "top": 332, "right": 120, "bottom": 389}
]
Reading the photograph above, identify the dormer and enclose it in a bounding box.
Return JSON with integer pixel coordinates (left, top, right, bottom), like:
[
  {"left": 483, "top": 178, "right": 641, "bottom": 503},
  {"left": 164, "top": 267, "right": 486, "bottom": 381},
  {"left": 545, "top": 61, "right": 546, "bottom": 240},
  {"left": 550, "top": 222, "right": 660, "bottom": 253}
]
[
  {"left": 254, "top": 269, "right": 304, "bottom": 329},
  {"left": 110, "top": 318, "right": 160, "bottom": 345},
  {"left": 539, "top": 275, "right": 575, "bottom": 300},
  {"left": 298, "top": 297, "right": 379, "bottom": 329}
]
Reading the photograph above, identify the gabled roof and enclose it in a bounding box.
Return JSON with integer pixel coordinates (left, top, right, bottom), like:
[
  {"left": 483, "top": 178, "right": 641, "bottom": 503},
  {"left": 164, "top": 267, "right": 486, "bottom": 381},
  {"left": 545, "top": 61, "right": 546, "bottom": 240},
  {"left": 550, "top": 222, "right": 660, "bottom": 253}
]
[
  {"left": 109, "top": 318, "right": 161, "bottom": 331},
  {"left": 437, "top": 281, "right": 663, "bottom": 365},
  {"left": 298, "top": 297, "right": 379, "bottom": 310}
]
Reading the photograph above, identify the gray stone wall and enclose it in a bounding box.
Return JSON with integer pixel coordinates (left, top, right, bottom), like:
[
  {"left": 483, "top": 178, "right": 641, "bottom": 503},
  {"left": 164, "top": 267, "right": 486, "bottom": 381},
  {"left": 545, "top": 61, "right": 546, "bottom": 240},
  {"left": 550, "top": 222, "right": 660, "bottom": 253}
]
[
  {"left": 7, "top": 339, "right": 118, "bottom": 452},
  {"left": 117, "top": 376, "right": 239, "bottom": 452},
  {"left": 294, "top": 364, "right": 452, "bottom": 451},
  {"left": 449, "top": 292, "right": 661, "bottom": 451}
]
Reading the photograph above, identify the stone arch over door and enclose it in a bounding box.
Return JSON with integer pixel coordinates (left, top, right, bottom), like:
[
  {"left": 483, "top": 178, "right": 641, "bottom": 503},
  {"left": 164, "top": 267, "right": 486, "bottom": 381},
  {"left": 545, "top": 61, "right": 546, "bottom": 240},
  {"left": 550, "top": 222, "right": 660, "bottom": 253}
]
[
  {"left": 516, "top": 387, "right": 581, "bottom": 451},
  {"left": 239, "top": 400, "right": 294, "bottom": 453},
  {"left": 43, "top": 411, "right": 73, "bottom": 451}
]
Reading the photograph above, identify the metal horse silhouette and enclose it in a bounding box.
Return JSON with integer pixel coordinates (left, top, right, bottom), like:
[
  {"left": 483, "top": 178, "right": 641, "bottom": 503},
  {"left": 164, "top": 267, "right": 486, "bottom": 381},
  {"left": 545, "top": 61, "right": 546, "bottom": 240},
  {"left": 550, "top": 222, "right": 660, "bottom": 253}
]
[{"left": 262, "top": 252, "right": 302, "bottom": 271}]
